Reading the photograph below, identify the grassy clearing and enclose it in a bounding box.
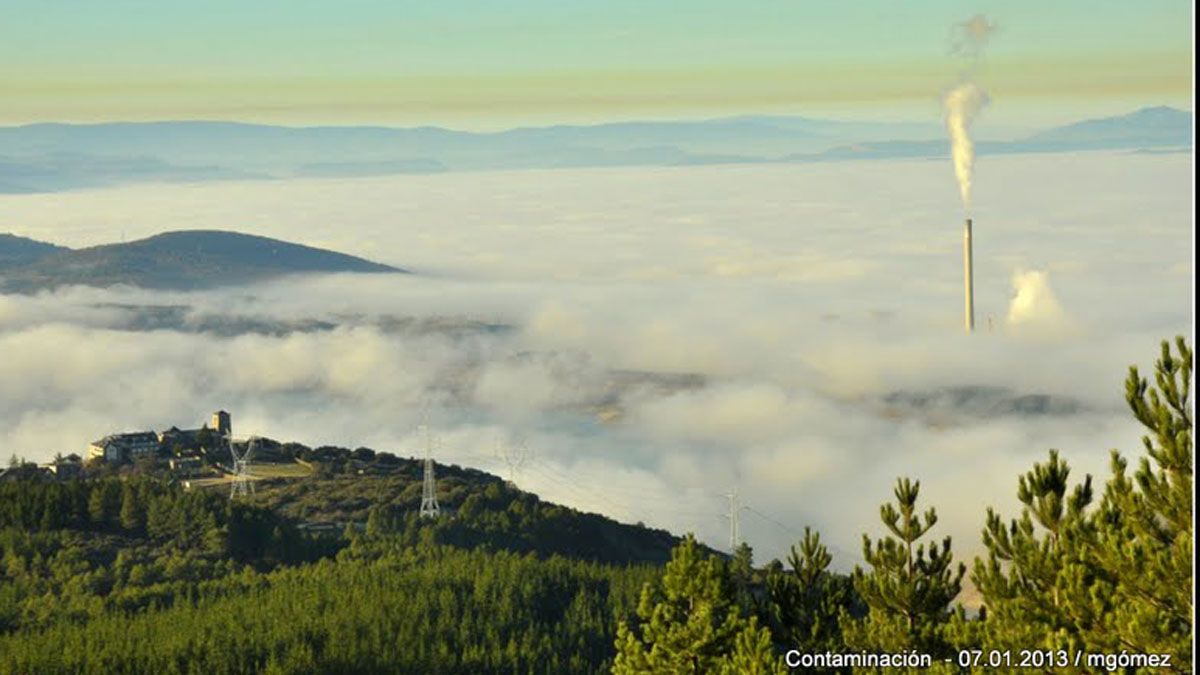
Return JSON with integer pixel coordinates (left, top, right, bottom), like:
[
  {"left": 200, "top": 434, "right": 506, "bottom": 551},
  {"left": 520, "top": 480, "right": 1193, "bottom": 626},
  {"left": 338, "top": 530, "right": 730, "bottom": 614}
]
[{"left": 249, "top": 461, "right": 314, "bottom": 479}]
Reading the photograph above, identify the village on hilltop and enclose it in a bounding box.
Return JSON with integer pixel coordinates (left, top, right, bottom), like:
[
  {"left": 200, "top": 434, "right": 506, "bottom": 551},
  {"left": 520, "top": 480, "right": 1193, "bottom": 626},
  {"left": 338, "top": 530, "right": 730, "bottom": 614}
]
[
  {"left": 2, "top": 410, "right": 239, "bottom": 483},
  {"left": 1, "top": 410, "right": 427, "bottom": 495}
]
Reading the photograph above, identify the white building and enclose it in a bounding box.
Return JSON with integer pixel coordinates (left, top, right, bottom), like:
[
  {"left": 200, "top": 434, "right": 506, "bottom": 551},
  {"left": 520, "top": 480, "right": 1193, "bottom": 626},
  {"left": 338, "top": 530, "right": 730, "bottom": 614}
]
[{"left": 88, "top": 432, "right": 160, "bottom": 463}]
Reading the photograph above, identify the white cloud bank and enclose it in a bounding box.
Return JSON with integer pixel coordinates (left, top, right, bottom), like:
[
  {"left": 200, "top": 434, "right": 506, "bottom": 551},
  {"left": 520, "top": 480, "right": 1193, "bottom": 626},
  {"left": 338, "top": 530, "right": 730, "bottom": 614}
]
[{"left": 0, "top": 151, "right": 1192, "bottom": 569}]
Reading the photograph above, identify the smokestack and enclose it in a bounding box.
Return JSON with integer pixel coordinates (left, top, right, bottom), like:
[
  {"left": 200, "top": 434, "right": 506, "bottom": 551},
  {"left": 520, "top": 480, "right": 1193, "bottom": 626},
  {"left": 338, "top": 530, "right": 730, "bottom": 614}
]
[{"left": 964, "top": 218, "right": 975, "bottom": 333}]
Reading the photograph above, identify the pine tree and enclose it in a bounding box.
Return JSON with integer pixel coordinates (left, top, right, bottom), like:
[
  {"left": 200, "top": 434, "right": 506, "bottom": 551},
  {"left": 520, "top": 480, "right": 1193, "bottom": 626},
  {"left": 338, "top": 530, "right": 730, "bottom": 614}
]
[
  {"left": 765, "top": 527, "right": 854, "bottom": 656},
  {"left": 728, "top": 542, "right": 757, "bottom": 615},
  {"left": 957, "top": 450, "right": 1107, "bottom": 661},
  {"left": 719, "top": 617, "right": 784, "bottom": 675},
  {"left": 120, "top": 483, "right": 144, "bottom": 532},
  {"left": 840, "top": 478, "right": 964, "bottom": 663},
  {"left": 958, "top": 336, "right": 1193, "bottom": 669},
  {"left": 1093, "top": 336, "right": 1192, "bottom": 665},
  {"left": 88, "top": 481, "right": 119, "bottom": 527},
  {"left": 613, "top": 534, "right": 785, "bottom": 674}
]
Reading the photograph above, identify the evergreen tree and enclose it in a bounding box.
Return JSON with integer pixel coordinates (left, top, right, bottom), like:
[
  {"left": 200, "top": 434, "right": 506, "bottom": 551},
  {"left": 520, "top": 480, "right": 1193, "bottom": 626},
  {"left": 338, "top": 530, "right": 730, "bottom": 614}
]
[
  {"left": 728, "top": 542, "right": 757, "bottom": 615},
  {"left": 840, "top": 478, "right": 963, "bottom": 663},
  {"left": 613, "top": 534, "right": 785, "bottom": 674},
  {"left": 765, "top": 527, "right": 854, "bottom": 656},
  {"left": 955, "top": 450, "right": 1106, "bottom": 661},
  {"left": 1094, "top": 336, "right": 1193, "bottom": 665},
  {"left": 958, "top": 336, "right": 1193, "bottom": 670},
  {"left": 88, "top": 480, "right": 119, "bottom": 527},
  {"left": 720, "top": 617, "right": 784, "bottom": 675},
  {"left": 120, "top": 483, "right": 145, "bottom": 532}
]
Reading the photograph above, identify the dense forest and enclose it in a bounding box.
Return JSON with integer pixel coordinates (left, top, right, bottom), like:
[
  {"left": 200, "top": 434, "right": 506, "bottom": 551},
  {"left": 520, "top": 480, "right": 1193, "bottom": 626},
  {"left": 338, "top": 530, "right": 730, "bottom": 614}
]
[{"left": 0, "top": 338, "right": 1191, "bottom": 673}]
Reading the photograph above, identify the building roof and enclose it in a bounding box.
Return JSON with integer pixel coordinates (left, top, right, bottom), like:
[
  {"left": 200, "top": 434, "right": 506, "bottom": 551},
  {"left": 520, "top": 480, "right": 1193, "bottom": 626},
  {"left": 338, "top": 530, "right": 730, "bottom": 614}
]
[
  {"left": 160, "top": 427, "right": 202, "bottom": 438},
  {"left": 91, "top": 431, "right": 159, "bottom": 448}
]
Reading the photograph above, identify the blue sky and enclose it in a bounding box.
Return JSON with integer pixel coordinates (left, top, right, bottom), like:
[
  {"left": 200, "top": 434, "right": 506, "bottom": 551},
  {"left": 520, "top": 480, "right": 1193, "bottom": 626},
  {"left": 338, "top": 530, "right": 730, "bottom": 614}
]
[{"left": 0, "top": 0, "right": 1192, "bottom": 127}]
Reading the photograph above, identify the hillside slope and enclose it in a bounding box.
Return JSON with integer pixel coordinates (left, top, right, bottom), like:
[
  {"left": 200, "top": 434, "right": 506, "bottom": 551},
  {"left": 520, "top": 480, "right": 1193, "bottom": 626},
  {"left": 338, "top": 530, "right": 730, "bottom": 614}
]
[
  {"left": 0, "top": 232, "right": 69, "bottom": 266},
  {"left": 0, "top": 230, "right": 404, "bottom": 292}
]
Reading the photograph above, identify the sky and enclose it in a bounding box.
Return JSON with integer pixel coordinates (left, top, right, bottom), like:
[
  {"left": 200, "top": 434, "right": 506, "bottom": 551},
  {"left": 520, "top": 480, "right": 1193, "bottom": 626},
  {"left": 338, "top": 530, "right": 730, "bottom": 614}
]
[
  {"left": 0, "top": 151, "right": 1192, "bottom": 569},
  {"left": 0, "top": 0, "right": 1193, "bottom": 128}
]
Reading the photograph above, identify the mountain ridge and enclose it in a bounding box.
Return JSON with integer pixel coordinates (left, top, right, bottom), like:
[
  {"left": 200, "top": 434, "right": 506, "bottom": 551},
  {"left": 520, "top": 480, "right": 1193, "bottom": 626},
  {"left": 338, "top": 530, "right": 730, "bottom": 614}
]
[
  {"left": 0, "top": 229, "right": 404, "bottom": 292},
  {"left": 1025, "top": 105, "right": 1192, "bottom": 145},
  {"left": 0, "top": 232, "right": 70, "bottom": 266},
  {"left": 0, "top": 106, "right": 1189, "bottom": 192}
]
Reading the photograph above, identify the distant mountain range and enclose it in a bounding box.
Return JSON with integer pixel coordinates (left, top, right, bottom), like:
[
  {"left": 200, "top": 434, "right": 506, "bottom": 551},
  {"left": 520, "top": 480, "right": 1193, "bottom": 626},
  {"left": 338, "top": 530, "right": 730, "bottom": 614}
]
[
  {"left": 0, "top": 230, "right": 403, "bottom": 292},
  {"left": 1024, "top": 105, "right": 1191, "bottom": 146},
  {"left": 0, "top": 106, "right": 1190, "bottom": 193},
  {"left": 801, "top": 106, "right": 1194, "bottom": 162}
]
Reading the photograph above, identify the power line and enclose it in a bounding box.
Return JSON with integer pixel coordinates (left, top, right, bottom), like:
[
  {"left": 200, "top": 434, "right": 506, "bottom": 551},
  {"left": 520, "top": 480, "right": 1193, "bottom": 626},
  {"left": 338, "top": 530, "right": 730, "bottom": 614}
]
[
  {"left": 434, "top": 436, "right": 844, "bottom": 560},
  {"left": 744, "top": 505, "right": 801, "bottom": 537},
  {"left": 743, "top": 505, "right": 860, "bottom": 564}
]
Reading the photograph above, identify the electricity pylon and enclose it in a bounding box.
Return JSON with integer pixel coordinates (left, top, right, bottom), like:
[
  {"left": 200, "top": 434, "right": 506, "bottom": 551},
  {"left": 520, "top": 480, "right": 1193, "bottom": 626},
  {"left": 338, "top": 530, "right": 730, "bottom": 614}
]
[
  {"left": 494, "top": 434, "right": 532, "bottom": 487},
  {"left": 722, "top": 488, "right": 744, "bottom": 552},
  {"left": 419, "top": 424, "right": 440, "bottom": 518},
  {"left": 229, "top": 434, "right": 257, "bottom": 499}
]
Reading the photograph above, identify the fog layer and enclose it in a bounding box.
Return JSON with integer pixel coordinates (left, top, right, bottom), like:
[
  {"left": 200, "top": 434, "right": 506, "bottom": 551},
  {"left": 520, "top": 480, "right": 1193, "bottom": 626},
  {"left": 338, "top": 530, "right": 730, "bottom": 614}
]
[{"left": 1, "top": 151, "right": 1191, "bottom": 567}]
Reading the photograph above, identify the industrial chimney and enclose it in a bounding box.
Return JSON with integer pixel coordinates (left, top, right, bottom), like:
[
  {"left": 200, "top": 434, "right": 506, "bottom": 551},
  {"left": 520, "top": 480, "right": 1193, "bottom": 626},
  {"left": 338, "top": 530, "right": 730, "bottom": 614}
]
[{"left": 963, "top": 218, "right": 975, "bottom": 333}]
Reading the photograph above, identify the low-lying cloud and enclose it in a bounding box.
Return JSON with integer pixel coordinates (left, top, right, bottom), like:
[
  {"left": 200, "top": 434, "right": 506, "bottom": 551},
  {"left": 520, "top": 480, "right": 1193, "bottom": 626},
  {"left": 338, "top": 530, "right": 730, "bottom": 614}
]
[{"left": 0, "top": 151, "right": 1191, "bottom": 571}]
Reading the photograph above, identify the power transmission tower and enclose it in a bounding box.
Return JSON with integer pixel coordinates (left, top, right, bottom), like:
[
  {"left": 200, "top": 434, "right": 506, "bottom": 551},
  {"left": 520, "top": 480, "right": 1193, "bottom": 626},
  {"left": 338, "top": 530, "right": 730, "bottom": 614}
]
[
  {"left": 494, "top": 434, "right": 532, "bottom": 487},
  {"left": 419, "top": 424, "right": 440, "bottom": 518},
  {"left": 722, "top": 488, "right": 744, "bottom": 552},
  {"left": 229, "top": 434, "right": 257, "bottom": 499}
]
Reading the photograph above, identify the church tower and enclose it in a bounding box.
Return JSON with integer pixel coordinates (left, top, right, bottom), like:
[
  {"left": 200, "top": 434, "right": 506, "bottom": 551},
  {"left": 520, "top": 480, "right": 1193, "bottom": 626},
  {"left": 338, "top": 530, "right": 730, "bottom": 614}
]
[{"left": 211, "top": 410, "right": 231, "bottom": 436}]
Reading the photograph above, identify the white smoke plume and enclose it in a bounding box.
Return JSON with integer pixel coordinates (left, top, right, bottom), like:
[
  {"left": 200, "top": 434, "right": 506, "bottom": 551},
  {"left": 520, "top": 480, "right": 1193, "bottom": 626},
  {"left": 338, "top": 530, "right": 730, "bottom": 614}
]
[
  {"left": 944, "top": 82, "right": 989, "bottom": 210},
  {"left": 1007, "top": 269, "right": 1068, "bottom": 333},
  {"left": 943, "top": 14, "right": 995, "bottom": 212}
]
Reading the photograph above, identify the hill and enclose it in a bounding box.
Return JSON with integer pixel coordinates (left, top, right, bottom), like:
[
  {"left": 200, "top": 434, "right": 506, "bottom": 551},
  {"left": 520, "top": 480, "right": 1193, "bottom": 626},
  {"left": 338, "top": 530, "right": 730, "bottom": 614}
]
[
  {"left": 0, "top": 232, "right": 69, "bottom": 266},
  {"left": 0, "top": 438, "right": 690, "bottom": 672},
  {"left": 0, "top": 230, "right": 404, "bottom": 292},
  {"left": 245, "top": 439, "right": 685, "bottom": 565}
]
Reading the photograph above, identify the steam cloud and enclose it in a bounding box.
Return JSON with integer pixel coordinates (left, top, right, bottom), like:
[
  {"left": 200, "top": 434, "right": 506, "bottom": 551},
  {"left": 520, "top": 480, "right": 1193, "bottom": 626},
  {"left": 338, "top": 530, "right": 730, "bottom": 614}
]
[
  {"left": 943, "top": 14, "right": 995, "bottom": 211},
  {"left": 1007, "top": 269, "right": 1068, "bottom": 332}
]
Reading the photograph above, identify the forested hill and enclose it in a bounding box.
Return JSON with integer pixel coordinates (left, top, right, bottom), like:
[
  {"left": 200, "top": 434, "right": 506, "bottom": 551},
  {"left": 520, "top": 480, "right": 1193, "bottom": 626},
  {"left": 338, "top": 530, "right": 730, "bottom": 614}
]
[
  {"left": 0, "top": 473, "right": 664, "bottom": 673},
  {"left": 1, "top": 436, "right": 685, "bottom": 567},
  {"left": 0, "top": 440, "right": 687, "bottom": 673},
  {"left": 0, "top": 230, "right": 403, "bottom": 292},
  {"left": 247, "top": 439, "right": 684, "bottom": 565}
]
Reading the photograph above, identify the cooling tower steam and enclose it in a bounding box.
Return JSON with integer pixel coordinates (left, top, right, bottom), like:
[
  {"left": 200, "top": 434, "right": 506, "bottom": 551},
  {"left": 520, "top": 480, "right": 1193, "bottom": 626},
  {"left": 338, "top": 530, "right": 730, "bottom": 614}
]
[
  {"left": 943, "top": 15, "right": 995, "bottom": 211},
  {"left": 1007, "top": 269, "right": 1066, "bottom": 329}
]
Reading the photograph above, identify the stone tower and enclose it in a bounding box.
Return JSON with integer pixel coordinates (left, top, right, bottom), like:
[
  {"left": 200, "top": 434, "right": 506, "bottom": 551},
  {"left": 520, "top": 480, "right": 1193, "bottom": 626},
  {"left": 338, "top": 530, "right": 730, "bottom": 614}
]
[{"left": 211, "top": 410, "right": 231, "bottom": 436}]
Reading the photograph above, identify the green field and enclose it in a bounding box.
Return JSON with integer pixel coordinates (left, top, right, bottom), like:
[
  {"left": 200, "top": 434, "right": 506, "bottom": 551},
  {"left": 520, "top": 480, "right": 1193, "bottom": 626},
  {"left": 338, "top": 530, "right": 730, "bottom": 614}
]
[
  {"left": 248, "top": 461, "right": 314, "bottom": 479},
  {"left": 185, "top": 461, "right": 313, "bottom": 490}
]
